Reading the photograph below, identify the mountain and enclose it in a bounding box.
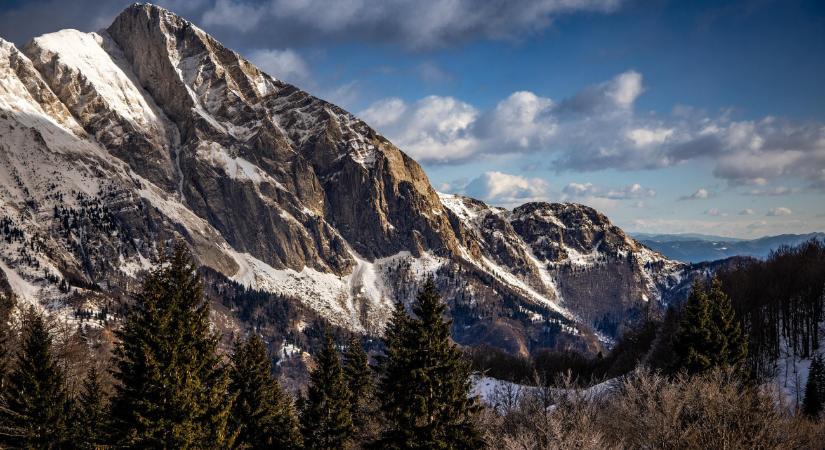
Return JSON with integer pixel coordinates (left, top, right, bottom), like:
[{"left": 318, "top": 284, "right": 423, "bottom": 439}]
[
  {"left": 632, "top": 233, "right": 747, "bottom": 243},
  {"left": 0, "top": 3, "right": 693, "bottom": 358},
  {"left": 635, "top": 232, "right": 825, "bottom": 263}
]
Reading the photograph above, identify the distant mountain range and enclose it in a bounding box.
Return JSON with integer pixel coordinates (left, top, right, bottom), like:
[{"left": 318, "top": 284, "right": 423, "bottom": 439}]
[{"left": 633, "top": 232, "right": 825, "bottom": 263}]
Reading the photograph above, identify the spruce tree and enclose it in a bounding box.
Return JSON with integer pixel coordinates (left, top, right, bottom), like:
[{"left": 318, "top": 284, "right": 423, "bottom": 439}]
[
  {"left": 229, "top": 334, "right": 302, "bottom": 450},
  {"left": 803, "top": 355, "right": 824, "bottom": 418},
  {"left": 672, "top": 278, "right": 748, "bottom": 375},
  {"left": 0, "top": 306, "right": 72, "bottom": 448},
  {"left": 74, "top": 366, "right": 107, "bottom": 449},
  {"left": 109, "top": 244, "right": 233, "bottom": 448},
  {"left": 377, "top": 279, "right": 484, "bottom": 450},
  {"left": 707, "top": 277, "right": 748, "bottom": 368},
  {"left": 301, "top": 331, "right": 352, "bottom": 450},
  {"left": 343, "top": 335, "right": 377, "bottom": 446}
]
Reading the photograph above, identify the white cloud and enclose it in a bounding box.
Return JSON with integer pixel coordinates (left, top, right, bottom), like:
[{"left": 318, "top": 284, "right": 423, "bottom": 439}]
[
  {"left": 358, "top": 70, "right": 825, "bottom": 191},
  {"left": 463, "top": 171, "right": 549, "bottom": 207},
  {"left": 766, "top": 207, "right": 792, "bottom": 216},
  {"left": 627, "top": 127, "right": 674, "bottom": 147},
  {"left": 607, "top": 70, "right": 643, "bottom": 108},
  {"left": 679, "top": 188, "right": 714, "bottom": 200},
  {"left": 358, "top": 95, "right": 479, "bottom": 163},
  {"left": 358, "top": 98, "right": 407, "bottom": 129},
  {"left": 704, "top": 208, "right": 726, "bottom": 217},
  {"left": 247, "top": 48, "right": 310, "bottom": 85},
  {"left": 742, "top": 186, "right": 798, "bottom": 196},
  {"left": 563, "top": 182, "right": 655, "bottom": 200}
]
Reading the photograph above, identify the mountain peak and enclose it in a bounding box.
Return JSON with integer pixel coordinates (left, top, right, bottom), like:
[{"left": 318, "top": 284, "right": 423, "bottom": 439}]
[{"left": 0, "top": 3, "right": 692, "bottom": 355}]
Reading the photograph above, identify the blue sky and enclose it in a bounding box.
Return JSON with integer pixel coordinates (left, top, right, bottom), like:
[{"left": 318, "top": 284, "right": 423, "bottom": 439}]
[{"left": 1, "top": 0, "right": 823, "bottom": 238}]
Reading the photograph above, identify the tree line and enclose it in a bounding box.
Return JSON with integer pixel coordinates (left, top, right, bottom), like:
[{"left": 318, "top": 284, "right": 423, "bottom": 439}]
[{"left": 0, "top": 245, "right": 483, "bottom": 449}]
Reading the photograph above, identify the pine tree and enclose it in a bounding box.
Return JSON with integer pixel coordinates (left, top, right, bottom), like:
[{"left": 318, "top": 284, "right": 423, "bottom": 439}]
[
  {"left": 0, "top": 306, "right": 72, "bottom": 448},
  {"left": 74, "top": 366, "right": 108, "bottom": 449},
  {"left": 376, "top": 279, "right": 484, "bottom": 449},
  {"left": 229, "top": 334, "right": 302, "bottom": 450},
  {"left": 109, "top": 244, "right": 233, "bottom": 448},
  {"left": 301, "top": 331, "right": 352, "bottom": 450},
  {"left": 343, "top": 335, "right": 377, "bottom": 446},
  {"left": 803, "top": 355, "right": 824, "bottom": 418}
]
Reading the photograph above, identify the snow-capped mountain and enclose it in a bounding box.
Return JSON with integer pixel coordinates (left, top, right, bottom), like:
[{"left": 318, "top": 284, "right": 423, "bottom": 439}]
[{"left": 0, "top": 3, "right": 693, "bottom": 355}]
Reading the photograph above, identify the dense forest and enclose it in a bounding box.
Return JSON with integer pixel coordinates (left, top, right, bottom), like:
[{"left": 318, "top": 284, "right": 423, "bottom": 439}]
[{"left": 0, "top": 241, "right": 823, "bottom": 449}]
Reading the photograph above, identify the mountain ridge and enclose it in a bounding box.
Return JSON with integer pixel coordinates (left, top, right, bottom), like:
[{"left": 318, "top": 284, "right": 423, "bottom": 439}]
[
  {"left": 0, "top": 3, "right": 695, "bottom": 356},
  {"left": 636, "top": 232, "right": 825, "bottom": 263}
]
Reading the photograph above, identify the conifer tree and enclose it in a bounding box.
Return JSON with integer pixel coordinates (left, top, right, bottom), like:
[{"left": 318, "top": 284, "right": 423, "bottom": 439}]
[
  {"left": 672, "top": 278, "right": 748, "bottom": 375},
  {"left": 74, "top": 366, "right": 107, "bottom": 449},
  {"left": 803, "top": 355, "right": 824, "bottom": 418},
  {"left": 0, "top": 306, "right": 72, "bottom": 448},
  {"left": 377, "top": 279, "right": 484, "bottom": 449},
  {"left": 343, "top": 335, "right": 377, "bottom": 446},
  {"left": 229, "top": 334, "right": 302, "bottom": 450},
  {"left": 707, "top": 277, "right": 748, "bottom": 368},
  {"left": 109, "top": 244, "right": 233, "bottom": 448},
  {"left": 673, "top": 280, "right": 714, "bottom": 375},
  {"left": 301, "top": 331, "right": 352, "bottom": 450},
  {"left": 0, "top": 293, "right": 12, "bottom": 391}
]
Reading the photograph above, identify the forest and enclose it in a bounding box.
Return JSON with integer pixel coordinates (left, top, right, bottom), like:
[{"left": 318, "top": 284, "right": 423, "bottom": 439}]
[{"left": 0, "top": 241, "right": 824, "bottom": 449}]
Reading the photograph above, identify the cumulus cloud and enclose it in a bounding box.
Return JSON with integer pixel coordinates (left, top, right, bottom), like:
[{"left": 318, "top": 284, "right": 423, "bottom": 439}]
[
  {"left": 462, "top": 171, "right": 550, "bottom": 207},
  {"left": 679, "top": 188, "right": 714, "bottom": 200},
  {"left": 360, "top": 71, "right": 641, "bottom": 164},
  {"left": 360, "top": 69, "right": 825, "bottom": 191},
  {"left": 359, "top": 96, "right": 479, "bottom": 163},
  {"left": 766, "top": 207, "right": 792, "bottom": 216},
  {"left": 562, "top": 182, "right": 655, "bottom": 200},
  {"left": 247, "top": 48, "right": 310, "bottom": 85}
]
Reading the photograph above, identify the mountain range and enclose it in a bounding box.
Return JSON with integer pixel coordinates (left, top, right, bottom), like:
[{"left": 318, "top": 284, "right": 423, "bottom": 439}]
[
  {"left": 635, "top": 232, "right": 825, "bottom": 263},
  {"left": 0, "top": 3, "right": 704, "bottom": 358}
]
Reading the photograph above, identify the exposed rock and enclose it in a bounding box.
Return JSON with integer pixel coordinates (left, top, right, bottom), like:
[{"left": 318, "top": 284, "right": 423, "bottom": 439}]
[{"left": 0, "top": 3, "right": 697, "bottom": 356}]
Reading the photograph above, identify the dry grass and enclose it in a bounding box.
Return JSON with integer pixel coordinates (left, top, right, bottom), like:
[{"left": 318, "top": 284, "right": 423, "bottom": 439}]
[{"left": 481, "top": 369, "right": 825, "bottom": 449}]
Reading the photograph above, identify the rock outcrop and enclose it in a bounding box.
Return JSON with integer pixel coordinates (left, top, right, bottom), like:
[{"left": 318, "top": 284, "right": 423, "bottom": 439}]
[{"left": 0, "top": 3, "right": 694, "bottom": 355}]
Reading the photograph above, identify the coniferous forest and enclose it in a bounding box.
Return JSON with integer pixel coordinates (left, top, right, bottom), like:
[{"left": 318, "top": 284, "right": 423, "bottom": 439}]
[{"left": 0, "top": 242, "right": 824, "bottom": 449}]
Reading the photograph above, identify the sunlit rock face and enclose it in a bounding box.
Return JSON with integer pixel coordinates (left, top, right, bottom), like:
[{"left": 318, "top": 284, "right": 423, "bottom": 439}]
[{"left": 0, "top": 3, "right": 695, "bottom": 355}]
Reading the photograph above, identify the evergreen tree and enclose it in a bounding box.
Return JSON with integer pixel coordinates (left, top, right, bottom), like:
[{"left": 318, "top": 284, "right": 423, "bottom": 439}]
[
  {"left": 803, "top": 354, "right": 824, "bottom": 418},
  {"left": 74, "top": 366, "right": 108, "bottom": 449},
  {"left": 0, "top": 307, "right": 72, "bottom": 448},
  {"left": 343, "top": 335, "right": 377, "bottom": 446},
  {"left": 672, "top": 278, "right": 748, "bottom": 375},
  {"left": 229, "top": 334, "right": 302, "bottom": 450},
  {"left": 673, "top": 280, "right": 714, "bottom": 375},
  {"left": 0, "top": 293, "right": 13, "bottom": 392},
  {"left": 301, "top": 331, "right": 352, "bottom": 450},
  {"left": 707, "top": 277, "right": 748, "bottom": 368},
  {"left": 109, "top": 244, "right": 233, "bottom": 448},
  {"left": 376, "top": 279, "right": 484, "bottom": 450}
]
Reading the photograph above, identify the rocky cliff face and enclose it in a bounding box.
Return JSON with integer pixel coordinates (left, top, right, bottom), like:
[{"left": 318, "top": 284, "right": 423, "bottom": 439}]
[{"left": 0, "top": 3, "right": 693, "bottom": 356}]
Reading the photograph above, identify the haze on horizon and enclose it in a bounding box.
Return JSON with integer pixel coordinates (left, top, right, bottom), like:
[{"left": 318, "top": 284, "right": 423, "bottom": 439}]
[{"left": 1, "top": 0, "right": 822, "bottom": 239}]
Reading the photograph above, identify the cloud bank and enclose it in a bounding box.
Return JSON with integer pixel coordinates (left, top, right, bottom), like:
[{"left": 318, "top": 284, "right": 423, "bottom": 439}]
[{"left": 360, "top": 70, "right": 825, "bottom": 190}]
